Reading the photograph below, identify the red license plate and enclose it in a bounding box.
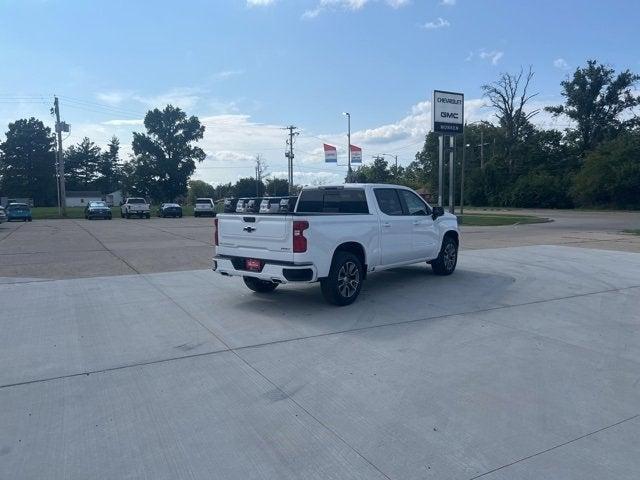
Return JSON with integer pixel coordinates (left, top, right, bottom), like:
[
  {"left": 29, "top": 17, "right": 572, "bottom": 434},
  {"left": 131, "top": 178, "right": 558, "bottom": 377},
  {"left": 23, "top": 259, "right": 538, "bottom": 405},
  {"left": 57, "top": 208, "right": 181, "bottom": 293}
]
[{"left": 245, "top": 258, "right": 263, "bottom": 271}]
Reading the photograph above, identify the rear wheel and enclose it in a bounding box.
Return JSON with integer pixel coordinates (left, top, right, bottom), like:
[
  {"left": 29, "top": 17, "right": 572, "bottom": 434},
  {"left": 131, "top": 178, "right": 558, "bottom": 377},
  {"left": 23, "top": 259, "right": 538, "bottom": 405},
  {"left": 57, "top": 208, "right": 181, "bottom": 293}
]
[
  {"left": 243, "top": 276, "right": 278, "bottom": 293},
  {"left": 430, "top": 236, "right": 458, "bottom": 275},
  {"left": 320, "top": 251, "right": 363, "bottom": 306}
]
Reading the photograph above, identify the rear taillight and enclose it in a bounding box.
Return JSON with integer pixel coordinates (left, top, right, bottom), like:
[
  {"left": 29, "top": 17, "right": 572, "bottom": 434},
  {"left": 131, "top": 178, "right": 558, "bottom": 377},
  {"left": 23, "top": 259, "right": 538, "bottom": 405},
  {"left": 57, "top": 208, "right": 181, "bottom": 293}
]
[
  {"left": 293, "top": 220, "right": 309, "bottom": 253},
  {"left": 214, "top": 218, "right": 219, "bottom": 246}
]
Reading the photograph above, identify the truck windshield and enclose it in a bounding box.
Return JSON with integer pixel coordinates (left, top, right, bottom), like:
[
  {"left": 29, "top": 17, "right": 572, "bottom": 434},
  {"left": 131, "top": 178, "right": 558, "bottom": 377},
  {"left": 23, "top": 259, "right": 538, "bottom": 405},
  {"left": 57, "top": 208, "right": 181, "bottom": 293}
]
[
  {"left": 296, "top": 188, "right": 368, "bottom": 214},
  {"left": 128, "top": 198, "right": 145, "bottom": 204}
]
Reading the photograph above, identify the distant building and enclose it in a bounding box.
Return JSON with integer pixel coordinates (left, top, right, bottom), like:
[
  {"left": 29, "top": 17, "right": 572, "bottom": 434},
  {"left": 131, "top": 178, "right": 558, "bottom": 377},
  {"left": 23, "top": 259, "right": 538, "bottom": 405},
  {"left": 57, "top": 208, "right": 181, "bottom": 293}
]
[
  {"left": 65, "top": 191, "right": 102, "bottom": 208},
  {"left": 105, "top": 190, "right": 123, "bottom": 206},
  {"left": 1, "top": 197, "right": 33, "bottom": 207}
]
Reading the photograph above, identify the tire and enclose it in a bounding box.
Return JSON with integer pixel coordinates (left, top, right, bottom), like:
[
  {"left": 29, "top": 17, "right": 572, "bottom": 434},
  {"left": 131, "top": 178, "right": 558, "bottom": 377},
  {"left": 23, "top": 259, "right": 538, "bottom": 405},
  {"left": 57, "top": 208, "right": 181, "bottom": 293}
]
[
  {"left": 125, "top": 212, "right": 130, "bottom": 219},
  {"left": 194, "top": 212, "right": 199, "bottom": 218},
  {"left": 430, "top": 235, "right": 458, "bottom": 276},
  {"left": 145, "top": 213, "right": 150, "bottom": 219},
  {"left": 243, "top": 276, "right": 278, "bottom": 293},
  {"left": 27, "top": 218, "right": 32, "bottom": 222},
  {"left": 120, "top": 211, "right": 124, "bottom": 218},
  {"left": 320, "top": 251, "right": 363, "bottom": 306}
]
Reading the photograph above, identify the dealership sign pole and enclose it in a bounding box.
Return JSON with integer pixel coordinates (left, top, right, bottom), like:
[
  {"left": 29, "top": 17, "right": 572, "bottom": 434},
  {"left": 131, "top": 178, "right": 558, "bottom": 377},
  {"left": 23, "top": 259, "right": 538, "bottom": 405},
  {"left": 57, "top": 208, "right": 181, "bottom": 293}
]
[{"left": 433, "top": 90, "right": 464, "bottom": 212}]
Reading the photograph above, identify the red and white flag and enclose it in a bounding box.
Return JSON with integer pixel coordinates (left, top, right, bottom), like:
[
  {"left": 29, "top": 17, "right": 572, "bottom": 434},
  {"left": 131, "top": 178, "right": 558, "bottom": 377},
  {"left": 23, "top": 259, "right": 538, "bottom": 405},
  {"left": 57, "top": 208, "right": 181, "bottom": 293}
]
[
  {"left": 350, "top": 144, "right": 362, "bottom": 164},
  {"left": 324, "top": 143, "right": 337, "bottom": 163}
]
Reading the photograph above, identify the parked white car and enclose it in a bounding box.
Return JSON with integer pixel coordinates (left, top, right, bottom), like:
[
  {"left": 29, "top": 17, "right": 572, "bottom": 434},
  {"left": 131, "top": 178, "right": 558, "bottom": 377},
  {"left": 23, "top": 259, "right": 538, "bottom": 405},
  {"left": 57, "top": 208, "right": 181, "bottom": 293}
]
[
  {"left": 120, "top": 197, "right": 150, "bottom": 219},
  {"left": 213, "top": 184, "right": 459, "bottom": 305},
  {"left": 194, "top": 198, "right": 215, "bottom": 217},
  {"left": 0, "top": 206, "right": 6, "bottom": 223}
]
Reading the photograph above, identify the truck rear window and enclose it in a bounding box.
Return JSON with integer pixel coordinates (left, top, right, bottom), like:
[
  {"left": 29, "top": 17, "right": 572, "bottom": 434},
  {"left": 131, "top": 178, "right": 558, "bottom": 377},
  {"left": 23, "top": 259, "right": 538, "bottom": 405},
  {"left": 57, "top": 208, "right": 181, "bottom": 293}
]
[{"left": 296, "top": 188, "right": 369, "bottom": 214}]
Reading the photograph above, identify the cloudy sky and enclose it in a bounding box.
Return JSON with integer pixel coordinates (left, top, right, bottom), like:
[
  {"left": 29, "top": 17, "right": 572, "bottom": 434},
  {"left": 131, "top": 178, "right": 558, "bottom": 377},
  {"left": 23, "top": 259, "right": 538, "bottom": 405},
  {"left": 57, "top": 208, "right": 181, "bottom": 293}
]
[{"left": 1, "top": 0, "right": 638, "bottom": 185}]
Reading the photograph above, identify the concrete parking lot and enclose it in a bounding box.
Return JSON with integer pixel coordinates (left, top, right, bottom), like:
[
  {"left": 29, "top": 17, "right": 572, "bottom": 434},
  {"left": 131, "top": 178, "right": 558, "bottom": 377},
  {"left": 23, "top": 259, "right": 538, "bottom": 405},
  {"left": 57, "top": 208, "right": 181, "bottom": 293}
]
[{"left": 1, "top": 211, "right": 640, "bottom": 479}]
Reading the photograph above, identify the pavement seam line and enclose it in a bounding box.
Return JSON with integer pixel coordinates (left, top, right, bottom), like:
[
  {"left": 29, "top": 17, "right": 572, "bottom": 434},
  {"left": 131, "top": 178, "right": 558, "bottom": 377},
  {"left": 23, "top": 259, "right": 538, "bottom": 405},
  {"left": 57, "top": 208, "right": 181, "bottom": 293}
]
[
  {"left": 2, "top": 283, "right": 640, "bottom": 390},
  {"left": 467, "top": 414, "right": 640, "bottom": 479},
  {"left": 0, "top": 221, "right": 25, "bottom": 244},
  {"left": 140, "top": 265, "right": 395, "bottom": 480},
  {"left": 71, "top": 219, "right": 141, "bottom": 274}
]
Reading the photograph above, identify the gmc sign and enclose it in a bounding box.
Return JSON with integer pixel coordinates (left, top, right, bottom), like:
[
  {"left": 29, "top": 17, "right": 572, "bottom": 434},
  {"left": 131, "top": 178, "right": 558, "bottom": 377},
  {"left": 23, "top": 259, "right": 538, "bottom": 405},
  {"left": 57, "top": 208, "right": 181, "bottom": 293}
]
[{"left": 433, "top": 90, "right": 464, "bottom": 134}]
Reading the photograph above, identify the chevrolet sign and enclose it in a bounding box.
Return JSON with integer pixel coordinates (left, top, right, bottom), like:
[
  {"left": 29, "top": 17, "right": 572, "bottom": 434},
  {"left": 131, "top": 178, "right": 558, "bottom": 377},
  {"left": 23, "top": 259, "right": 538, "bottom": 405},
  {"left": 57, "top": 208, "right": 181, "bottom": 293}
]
[{"left": 432, "top": 90, "right": 464, "bottom": 134}]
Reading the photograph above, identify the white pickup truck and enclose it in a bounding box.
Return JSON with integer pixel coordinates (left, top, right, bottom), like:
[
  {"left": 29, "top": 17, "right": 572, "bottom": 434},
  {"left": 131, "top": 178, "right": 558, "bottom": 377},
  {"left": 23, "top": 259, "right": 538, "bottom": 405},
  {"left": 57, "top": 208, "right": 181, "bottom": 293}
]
[
  {"left": 120, "top": 197, "right": 151, "bottom": 219},
  {"left": 213, "top": 184, "right": 459, "bottom": 306}
]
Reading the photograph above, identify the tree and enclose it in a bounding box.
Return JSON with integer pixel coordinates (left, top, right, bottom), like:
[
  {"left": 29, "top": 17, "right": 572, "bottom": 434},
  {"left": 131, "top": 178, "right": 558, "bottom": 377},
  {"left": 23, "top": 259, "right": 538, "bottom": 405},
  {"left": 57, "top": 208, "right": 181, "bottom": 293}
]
[
  {"left": 264, "top": 177, "right": 289, "bottom": 196},
  {"left": 352, "top": 157, "right": 392, "bottom": 184},
  {"left": 65, "top": 137, "right": 102, "bottom": 190},
  {"left": 234, "top": 177, "right": 264, "bottom": 197},
  {"left": 0, "top": 118, "right": 57, "bottom": 206},
  {"left": 572, "top": 131, "right": 640, "bottom": 208},
  {"left": 482, "top": 67, "right": 539, "bottom": 173},
  {"left": 214, "top": 182, "right": 235, "bottom": 199},
  {"left": 95, "top": 136, "right": 122, "bottom": 194},
  {"left": 187, "top": 179, "right": 215, "bottom": 204},
  {"left": 131, "top": 105, "right": 206, "bottom": 201},
  {"left": 546, "top": 60, "right": 640, "bottom": 153}
]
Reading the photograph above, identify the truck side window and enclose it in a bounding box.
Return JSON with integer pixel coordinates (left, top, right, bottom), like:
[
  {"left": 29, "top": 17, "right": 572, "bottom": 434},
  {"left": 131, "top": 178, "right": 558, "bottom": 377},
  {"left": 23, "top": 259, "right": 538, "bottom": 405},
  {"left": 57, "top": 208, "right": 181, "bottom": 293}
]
[
  {"left": 374, "top": 189, "right": 403, "bottom": 216},
  {"left": 297, "top": 189, "right": 368, "bottom": 214},
  {"left": 398, "top": 190, "right": 430, "bottom": 216}
]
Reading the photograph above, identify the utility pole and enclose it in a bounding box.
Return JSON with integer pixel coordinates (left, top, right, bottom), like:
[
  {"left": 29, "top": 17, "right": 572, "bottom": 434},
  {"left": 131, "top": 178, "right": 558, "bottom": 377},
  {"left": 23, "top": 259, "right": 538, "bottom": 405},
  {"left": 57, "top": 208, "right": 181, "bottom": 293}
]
[
  {"left": 53, "top": 96, "right": 67, "bottom": 216},
  {"left": 480, "top": 129, "right": 484, "bottom": 170},
  {"left": 284, "top": 126, "right": 298, "bottom": 195}
]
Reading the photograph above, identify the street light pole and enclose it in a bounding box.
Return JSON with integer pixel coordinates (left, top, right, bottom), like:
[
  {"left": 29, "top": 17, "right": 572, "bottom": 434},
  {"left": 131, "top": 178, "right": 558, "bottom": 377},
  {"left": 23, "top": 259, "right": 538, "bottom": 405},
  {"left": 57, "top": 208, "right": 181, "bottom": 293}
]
[{"left": 343, "top": 112, "right": 351, "bottom": 182}]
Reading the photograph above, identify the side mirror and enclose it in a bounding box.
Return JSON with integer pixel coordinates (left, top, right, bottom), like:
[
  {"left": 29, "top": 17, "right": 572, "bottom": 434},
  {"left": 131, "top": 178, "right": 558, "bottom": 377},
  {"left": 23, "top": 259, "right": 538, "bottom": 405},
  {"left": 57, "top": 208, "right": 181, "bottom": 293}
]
[{"left": 432, "top": 206, "right": 445, "bottom": 219}]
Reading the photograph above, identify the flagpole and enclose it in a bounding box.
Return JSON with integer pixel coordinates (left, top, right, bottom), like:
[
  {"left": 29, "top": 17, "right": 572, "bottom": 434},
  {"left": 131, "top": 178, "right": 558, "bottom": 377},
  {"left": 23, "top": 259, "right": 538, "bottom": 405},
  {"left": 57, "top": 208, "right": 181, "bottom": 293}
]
[{"left": 343, "top": 112, "right": 351, "bottom": 182}]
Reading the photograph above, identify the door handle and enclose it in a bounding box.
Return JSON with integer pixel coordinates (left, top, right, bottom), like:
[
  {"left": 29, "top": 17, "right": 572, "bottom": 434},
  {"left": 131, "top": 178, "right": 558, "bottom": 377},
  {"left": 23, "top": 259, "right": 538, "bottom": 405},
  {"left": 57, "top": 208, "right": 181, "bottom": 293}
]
[
  {"left": 413, "top": 220, "right": 424, "bottom": 225},
  {"left": 382, "top": 222, "right": 391, "bottom": 228}
]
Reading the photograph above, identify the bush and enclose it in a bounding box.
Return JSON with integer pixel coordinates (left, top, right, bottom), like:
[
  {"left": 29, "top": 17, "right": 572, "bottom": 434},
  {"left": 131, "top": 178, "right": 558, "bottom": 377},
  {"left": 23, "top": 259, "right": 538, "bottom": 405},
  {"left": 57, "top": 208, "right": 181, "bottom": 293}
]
[
  {"left": 572, "top": 132, "right": 640, "bottom": 208},
  {"left": 509, "top": 172, "right": 573, "bottom": 208}
]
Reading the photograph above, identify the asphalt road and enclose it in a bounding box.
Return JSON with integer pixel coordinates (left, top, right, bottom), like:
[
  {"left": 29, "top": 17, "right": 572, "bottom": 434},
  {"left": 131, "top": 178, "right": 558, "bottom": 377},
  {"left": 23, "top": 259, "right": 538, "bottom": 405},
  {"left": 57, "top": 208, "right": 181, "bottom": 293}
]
[{"left": 0, "top": 209, "right": 639, "bottom": 281}]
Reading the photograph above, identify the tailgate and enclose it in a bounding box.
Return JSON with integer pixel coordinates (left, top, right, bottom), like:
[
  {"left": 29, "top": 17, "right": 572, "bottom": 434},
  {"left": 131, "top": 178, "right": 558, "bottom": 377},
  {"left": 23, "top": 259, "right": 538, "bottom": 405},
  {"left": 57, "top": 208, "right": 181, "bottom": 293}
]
[{"left": 217, "top": 214, "right": 294, "bottom": 262}]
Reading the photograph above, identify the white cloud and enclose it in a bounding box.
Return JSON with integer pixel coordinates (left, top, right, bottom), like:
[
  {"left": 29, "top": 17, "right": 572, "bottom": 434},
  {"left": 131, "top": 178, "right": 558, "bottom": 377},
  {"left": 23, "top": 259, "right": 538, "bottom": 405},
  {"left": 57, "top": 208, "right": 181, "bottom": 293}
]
[
  {"left": 101, "top": 119, "right": 144, "bottom": 126},
  {"left": 479, "top": 49, "right": 504, "bottom": 65},
  {"left": 212, "top": 69, "right": 244, "bottom": 80},
  {"left": 439, "top": 0, "right": 456, "bottom": 5},
  {"left": 96, "top": 91, "right": 132, "bottom": 105},
  {"left": 246, "top": 0, "right": 275, "bottom": 6},
  {"left": 553, "top": 58, "right": 569, "bottom": 70},
  {"left": 303, "top": 0, "right": 409, "bottom": 19},
  {"left": 422, "top": 17, "right": 450, "bottom": 30},
  {"left": 132, "top": 87, "right": 202, "bottom": 110}
]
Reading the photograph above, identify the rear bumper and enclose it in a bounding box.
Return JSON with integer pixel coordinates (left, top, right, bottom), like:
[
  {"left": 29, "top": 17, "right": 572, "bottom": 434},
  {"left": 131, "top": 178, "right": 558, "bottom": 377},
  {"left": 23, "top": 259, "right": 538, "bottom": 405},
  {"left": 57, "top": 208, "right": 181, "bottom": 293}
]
[{"left": 212, "top": 255, "right": 317, "bottom": 283}]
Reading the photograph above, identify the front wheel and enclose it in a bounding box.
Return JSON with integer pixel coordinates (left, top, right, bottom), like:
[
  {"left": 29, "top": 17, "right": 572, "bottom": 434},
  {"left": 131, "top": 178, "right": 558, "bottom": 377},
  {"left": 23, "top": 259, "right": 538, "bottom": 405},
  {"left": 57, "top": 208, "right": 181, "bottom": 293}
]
[
  {"left": 320, "top": 252, "right": 363, "bottom": 306},
  {"left": 430, "top": 236, "right": 458, "bottom": 275},
  {"left": 243, "top": 276, "right": 278, "bottom": 293}
]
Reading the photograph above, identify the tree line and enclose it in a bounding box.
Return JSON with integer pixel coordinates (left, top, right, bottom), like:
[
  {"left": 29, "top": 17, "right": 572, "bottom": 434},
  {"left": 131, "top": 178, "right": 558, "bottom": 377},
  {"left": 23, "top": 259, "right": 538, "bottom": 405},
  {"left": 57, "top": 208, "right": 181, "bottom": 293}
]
[
  {"left": 1, "top": 59, "right": 639, "bottom": 209},
  {"left": 355, "top": 60, "right": 640, "bottom": 209}
]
